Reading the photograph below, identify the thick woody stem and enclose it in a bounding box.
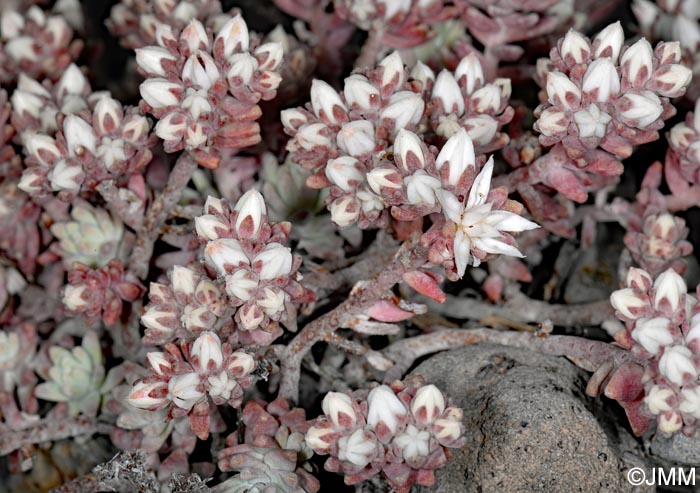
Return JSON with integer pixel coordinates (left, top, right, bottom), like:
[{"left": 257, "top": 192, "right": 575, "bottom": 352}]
[
  {"left": 279, "top": 239, "right": 429, "bottom": 403},
  {"left": 0, "top": 416, "right": 112, "bottom": 456},
  {"left": 128, "top": 154, "right": 198, "bottom": 279},
  {"left": 382, "top": 327, "right": 635, "bottom": 382}
]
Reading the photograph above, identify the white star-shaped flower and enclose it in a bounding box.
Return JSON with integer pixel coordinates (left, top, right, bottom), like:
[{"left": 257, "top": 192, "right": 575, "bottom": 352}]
[{"left": 437, "top": 157, "right": 539, "bottom": 277}]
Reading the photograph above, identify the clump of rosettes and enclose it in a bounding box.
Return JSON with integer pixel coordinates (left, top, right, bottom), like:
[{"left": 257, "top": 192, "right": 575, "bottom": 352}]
[
  {"left": 215, "top": 398, "right": 320, "bottom": 493},
  {"left": 606, "top": 268, "right": 700, "bottom": 436},
  {"left": 668, "top": 98, "right": 700, "bottom": 184},
  {"left": 141, "top": 264, "right": 231, "bottom": 346},
  {"left": 305, "top": 377, "right": 465, "bottom": 493},
  {"left": 128, "top": 331, "right": 256, "bottom": 439},
  {"left": 533, "top": 22, "right": 692, "bottom": 201},
  {"left": 0, "top": 6, "right": 82, "bottom": 84},
  {"left": 194, "top": 190, "right": 312, "bottom": 346},
  {"left": 136, "top": 14, "right": 283, "bottom": 168},
  {"left": 333, "top": 0, "right": 455, "bottom": 49},
  {"left": 63, "top": 259, "right": 145, "bottom": 326},
  {"left": 107, "top": 0, "right": 223, "bottom": 49}
]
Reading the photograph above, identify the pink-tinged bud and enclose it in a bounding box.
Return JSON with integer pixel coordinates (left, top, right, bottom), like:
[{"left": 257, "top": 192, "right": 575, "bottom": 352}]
[
  {"left": 258, "top": 287, "right": 285, "bottom": 316},
  {"left": 592, "top": 21, "right": 624, "bottom": 62},
  {"left": 436, "top": 128, "right": 474, "bottom": 187},
  {"left": 377, "top": 51, "right": 405, "bottom": 92},
  {"left": 627, "top": 267, "right": 653, "bottom": 291},
  {"left": 679, "top": 387, "right": 700, "bottom": 418},
  {"left": 644, "top": 385, "right": 674, "bottom": 414},
  {"left": 673, "top": 15, "right": 700, "bottom": 50},
  {"left": 94, "top": 96, "right": 123, "bottom": 135},
  {"left": 207, "top": 371, "right": 235, "bottom": 400},
  {"left": 141, "top": 307, "right": 177, "bottom": 335},
  {"left": 686, "top": 314, "right": 700, "bottom": 349},
  {"left": 455, "top": 54, "right": 484, "bottom": 95},
  {"left": 432, "top": 407, "right": 464, "bottom": 444},
  {"left": 561, "top": 30, "right": 591, "bottom": 65},
  {"left": 621, "top": 38, "right": 653, "bottom": 87},
  {"left": 18, "top": 168, "right": 43, "bottom": 194},
  {"left": 57, "top": 64, "right": 89, "bottom": 99},
  {"left": 367, "top": 385, "right": 407, "bottom": 437},
  {"left": 394, "top": 128, "right": 425, "bottom": 171},
  {"left": 254, "top": 243, "right": 293, "bottom": 280},
  {"left": 192, "top": 331, "right": 224, "bottom": 371},
  {"left": 128, "top": 380, "right": 169, "bottom": 409},
  {"left": 181, "top": 19, "right": 209, "bottom": 54},
  {"left": 238, "top": 303, "right": 264, "bottom": 329},
  {"left": 182, "top": 51, "right": 220, "bottom": 90},
  {"left": 225, "top": 270, "right": 258, "bottom": 302},
  {"left": 344, "top": 74, "right": 379, "bottom": 111},
  {"left": 63, "top": 285, "right": 88, "bottom": 311},
  {"left": 610, "top": 288, "right": 647, "bottom": 319},
  {"left": 329, "top": 196, "right": 360, "bottom": 227},
  {"left": 228, "top": 351, "right": 255, "bottom": 376},
  {"left": 135, "top": 47, "right": 176, "bottom": 77},
  {"left": 322, "top": 391, "right": 358, "bottom": 430},
  {"left": 281, "top": 109, "right": 308, "bottom": 130},
  {"left": 338, "top": 429, "right": 378, "bottom": 467},
  {"left": 573, "top": 104, "right": 612, "bottom": 138},
  {"left": 337, "top": 120, "right": 375, "bottom": 156},
  {"left": 305, "top": 425, "right": 336, "bottom": 452},
  {"left": 205, "top": 238, "right": 249, "bottom": 273},
  {"left": 367, "top": 167, "right": 401, "bottom": 194},
  {"left": 310, "top": 79, "right": 346, "bottom": 125},
  {"left": 49, "top": 161, "right": 83, "bottom": 191},
  {"left": 26, "top": 133, "right": 61, "bottom": 165},
  {"left": 411, "top": 384, "right": 446, "bottom": 425},
  {"left": 140, "top": 78, "right": 181, "bottom": 109},
  {"left": 394, "top": 424, "right": 431, "bottom": 460},
  {"left": 405, "top": 170, "right": 441, "bottom": 206},
  {"left": 472, "top": 84, "right": 501, "bottom": 113},
  {"left": 147, "top": 351, "right": 171, "bottom": 376},
  {"left": 255, "top": 42, "right": 283, "bottom": 71},
  {"left": 216, "top": 15, "right": 249, "bottom": 57},
  {"left": 655, "top": 41, "right": 681, "bottom": 65},
  {"left": 494, "top": 77, "right": 511, "bottom": 101},
  {"left": 537, "top": 107, "right": 569, "bottom": 137},
  {"left": 63, "top": 115, "right": 96, "bottom": 156},
  {"left": 649, "top": 64, "right": 693, "bottom": 98},
  {"left": 632, "top": 0, "right": 658, "bottom": 31},
  {"left": 632, "top": 317, "right": 673, "bottom": 355},
  {"left": 295, "top": 123, "right": 331, "bottom": 150},
  {"left": 546, "top": 72, "right": 581, "bottom": 111},
  {"left": 234, "top": 189, "right": 266, "bottom": 239},
  {"left": 154, "top": 112, "right": 186, "bottom": 142},
  {"left": 410, "top": 62, "right": 435, "bottom": 89},
  {"left": 581, "top": 58, "right": 620, "bottom": 103},
  {"left": 616, "top": 91, "right": 662, "bottom": 128},
  {"left": 380, "top": 91, "right": 424, "bottom": 132},
  {"left": 658, "top": 411, "right": 682, "bottom": 433},
  {"left": 653, "top": 269, "right": 686, "bottom": 312},
  {"left": 227, "top": 53, "right": 258, "bottom": 85},
  {"left": 168, "top": 372, "right": 204, "bottom": 410},
  {"left": 195, "top": 214, "right": 228, "bottom": 241},
  {"left": 326, "top": 156, "right": 363, "bottom": 191},
  {"left": 204, "top": 196, "right": 225, "bottom": 215},
  {"left": 659, "top": 345, "right": 697, "bottom": 385},
  {"left": 171, "top": 266, "right": 197, "bottom": 297},
  {"left": 433, "top": 70, "right": 464, "bottom": 115}
]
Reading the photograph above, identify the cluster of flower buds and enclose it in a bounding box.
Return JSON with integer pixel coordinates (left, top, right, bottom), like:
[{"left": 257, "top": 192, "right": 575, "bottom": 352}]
[
  {"left": 624, "top": 212, "right": 692, "bottom": 276},
  {"left": 533, "top": 22, "right": 692, "bottom": 201},
  {"left": 49, "top": 200, "right": 125, "bottom": 269},
  {"left": 333, "top": 0, "right": 455, "bottom": 49},
  {"left": 18, "top": 94, "right": 155, "bottom": 198},
  {"left": 668, "top": 98, "right": 700, "bottom": 184},
  {"left": 136, "top": 15, "right": 283, "bottom": 168},
  {"left": 63, "top": 259, "right": 144, "bottom": 326},
  {"left": 128, "top": 331, "right": 256, "bottom": 439},
  {"left": 141, "top": 264, "right": 231, "bottom": 345},
  {"left": 194, "top": 190, "right": 312, "bottom": 346},
  {"left": 305, "top": 377, "right": 465, "bottom": 492},
  {"left": 215, "top": 398, "right": 320, "bottom": 493},
  {"left": 609, "top": 268, "right": 700, "bottom": 436},
  {"left": 107, "top": 0, "right": 224, "bottom": 49},
  {"left": 0, "top": 5, "right": 82, "bottom": 84}
]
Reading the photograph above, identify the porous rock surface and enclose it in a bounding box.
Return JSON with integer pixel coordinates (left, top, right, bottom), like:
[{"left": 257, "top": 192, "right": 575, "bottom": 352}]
[{"left": 410, "top": 345, "right": 651, "bottom": 493}]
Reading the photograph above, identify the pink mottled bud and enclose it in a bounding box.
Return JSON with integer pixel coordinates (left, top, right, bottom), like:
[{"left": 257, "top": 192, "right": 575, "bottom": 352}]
[
  {"left": 433, "top": 70, "right": 464, "bottom": 115},
  {"left": 649, "top": 64, "right": 693, "bottom": 98},
  {"left": 592, "top": 21, "right": 624, "bottom": 62},
  {"left": 678, "top": 387, "right": 700, "bottom": 418},
  {"left": 621, "top": 38, "right": 653, "bottom": 87},
  {"left": 367, "top": 168, "right": 401, "bottom": 194},
  {"left": 216, "top": 15, "right": 249, "bottom": 57},
  {"left": 135, "top": 46, "right": 176, "bottom": 77},
  {"left": 326, "top": 156, "right": 364, "bottom": 191},
  {"left": 344, "top": 74, "right": 379, "bottom": 111},
  {"left": 254, "top": 243, "right": 293, "bottom": 280},
  {"left": 140, "top": 78, "right": 181, "bottom": 108},
  {"left": 433, "top": 407, "right": 464, "bottom": 444},
  {"left": 295, "top": 123, "right": 331, "bottom": 150},
  {"left": 573, "top": 104, "right": 612, "bottom": 139},
  {"left": 128, "top": 380, "right": 169, "bottom": 409},
  {"left": 338, "top": 429, "right": 378, "bottom": 467},
  {"left": 658, "top": 411, "right": 682, "bottom": 433},
  {"left": 537, "top": 107, "right": 569, "bottom": 137},
  {"left": 147, "top": 351, "right": 171, "bottom": 376},
  {"left": 644, "top": 385, "right": 674, "bottom": 414},
  {"left": 63, "top": 115, "right": 96, "bottom": 156},
  {"left": 192, "top": 331, "right": 224, "bottom": 370},
  {"left": 377, "top": 51, "right": 405, "bottom": 93},
  {"left": 63, "top": 285, "right": 88, "bottom": 311},
  {"left": 367, "top": 385, "right": 407, "bottom": 439},
  {"left": 329, "top": 196, "right": 360, "bottom": 227},
  {"left": 659, "top": 346, "right": 697, "bottom": 386},
  {"left": 394, "top": 424, "right": 431, "bottom": 460},
  {"left": 228, "top": 351, "right": 255, "bottom": 376},
  {"left": 610, "top": 288, "right": 648, "bottom": 319},
  {"left": 254, "top": 42, "right": 283, "bottom": 71},
  {"left": 322, "top": 391, "right": 358, "bottom": 430},
  {"left": 225, "top": 270, "right": 258, "bottom": 301},
  {"left": 306, "top": 425, "right": 336, "bottom": 452},
  {"left": 49, "top": 161, "right": 83, "bottom": 192},
  {"left": 686, "top": 314, "right": 700, "bottom": 350},
  {"left": 195, "top": 214, "right": 228, "bottom": 241},
  {"left": 227, "top": 53, "right": 258, "bottom": 84},
  {"left": 546, "top": 72, "right": 581, "bottom": 111},
  {"left": 141, "top": 306, "right": 177, "bottom": 336},
  {"left": 234, "top": 189, "right": 266, "bottom": 239},
  {"left": 168, "top": 372, "right": 204, "bottom": 410},
  {"left": 181, "top": 19, "right": 209, "bottom": 54},
  {"left": 436, "top": 128, "right": 475, "bottom": 187},
  {"left": 405, "top": 170, "right": 441, "bottom": 206},
  {"left": 182, "top": 51, "right": 220, "bottom": 90},
  {"left": 93, "top": 96, "right": 124, "bottom": 135},
  {"left": 171, "top": 265, "right": 197, "bottom": 297},
  {"left": 581, "top": 58, "right": 620, "bottom": 103},
  {"left": 205, "top": 238, "right": 249, "bottom": 273},
  {"left": 410, "top": 62, "right": 435, "bottom": 90},
  {"left": 455, "top": 54, "right": 484, "bottom": 95},
  {"left": 281, "top": 108, "right": 309, "bottom": 130},
  {"left": 337, "top": 120, "right": 375, "bottom": 156},
  {"left": 653, "top": 269, "right": 686, "bottom": 312},
  {"left": 411, "top": 384, "right": 445, "bottom": 425},
  {"left": 616, "top": 91, "right": 662, "bottom": 128},
  {"left": 394, "top": 128, "right": 425, "bottom": 171},
  {"left": 311, "top": 80, "right": 347, "bottom": 125},
  {"left": 627, "top": 267, "right": 653, "bottom": 291},
  {"left": 561, "top": 30, "right": 590, "bottom": 65},
  {"left": 632, "top": 317, "right": 674, "bottom": 355},
  {"left": 380, "top": 91, "right": 424, "bottom": 131}
]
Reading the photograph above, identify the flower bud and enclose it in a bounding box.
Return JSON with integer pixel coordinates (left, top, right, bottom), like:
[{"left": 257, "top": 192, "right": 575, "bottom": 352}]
[
  {"left": 367, "top": 385, "right": 407, "bottom": 436},
  {"left": 411, "top": 384, "right": 446, "bottom": 425},
  {"left": 49, "top": 160, "right": 83, "bottom": 191},
  {"left": 310, "top": 79, "right": 346, "bottom": 125},
  {"left": 135, "top": 46, "right": 176, "bottom": 77},
  {"left": 433, "top": 70, "right": 464, "bottom": 115},
  {"left": 326, "top": 156, "right": 364, "bottom": 191},
  {"left": 63, "top": 285, "right": 88, "bottom": 311},
  {"left": 343, "top": 74, "right": 379, "bottom": 111},
  {"left": 537, "top": 107, "right": 569, "bottom": 136},
  {"left": 380, "top": 91, "right": 424, "bottom": 132},
  {"left": 295, "top": 123, "right": 331, "bottom": 150},
  {"left": 216, "top": 15, "right": 249, "bottom": 58},
  {"left": 686, "top": 313, "right": 700, "bottom": 349},
  {"left": 658, "top": 411, "right": 682, "bottom": 433},
  {"left": 238, "top": 303, "right": 264, "bottom": 329},
  {"left": 63, "top": 115, "right": 97, "bottom": 156},
  {"left": 254, "top": 242, "right": 293, "bottom": 280},
  {"left": 26, "top": 133, "right": 61, "bottom": 165},
  {"left": 581, "top": 58, "right": 620, "bottom": 103},
  {"left": 258, "top": 287, "right": 285, "bottom": 316},
  {"left": 672, "top": 15, "right": 700, "bottom": 51},
  {"left": 227, "top": 52, "right": 258, "bottom": 85},
  {"left": 631, "top": 317, "right": 674, "bottom": 355},
  {"left": 192, "top": 331, "right": 224, "bottom": 371},
  {"left": 455, "top": 53, "right": 484, "bottom": 95},
  {"left": 377, "top": 51, "right": 405, "bottom": 93},
  {"left": 653, "top": 269, "right": 686, "bottom": 312},
  {"left": 627, "top": 267, "right": 653, "bottom": 291},
  {"left": 560, "top": 30, "right": 590, "bottom": 65},
  {"left": 650, "top": 64, "right": 693, "bottom": 98},
  {"left": 93, "top": 96, "right": 123, "bottom": 135},
  {"left": 404, "top": 170, "right": 441, "bottom": 206},
  {"left": 181, "top": 19, "right": 209, "bottom": 54},
  {"left": 337, "top": 429, "right": 377, "bottom": 467},
  {"left": 659, "top": 345, "right": 697, "bottom": 386},
  {"left": 254, "top": 42, "right": 283, "bottom": 71},
  {"left": 168, "top": 372, "right": 204, "bottom": 410},
  {"left": 128, "top": 380, "right": 169, "bottom": 409},
  {"left": 472, "top": 85, "right": 502, "bottom": 113},
  {"left": 655, "top": 41, "right": 681, "bottom": 65},
  {"left": 394, "top": 128, "right": 425, "bottom": 171},
  {"left": 140, "top": 78, "right": 181, "bottom": 109},
  {"left": 205, "top": 238, "right": 249, "bottom": 273},
  {"left": 195, "top": 214, "right": 228, "bottom": 241},
  {"left": 621, "top": 38, "right": 653, "bottom": 87},
  {"left": 367, "top": 167, "right": 401, "bottom": 195},
  {"left": 305, "top": 425, "right": 336, "bottom": 452},
  {"left": 336, "top": 120, "right": 375, "bottom": 156},
  {"left": 207, "top": 371, "right": 235, "bottom": 400},
  {"left": 280, "top": 108, "right": 308, "bottom": 130},
  {"left": 322, "top": 391, "right": 358, "bottom": 430},
  {"left": 57, "top": 64, "right": 89, "bottom": 100},
  {"left": 616, "top": 91, "right": 662, "bottom": 128},
  {"left": 227, "top": 351, "right": 255, "bottom": 376},
  {"left": 171, "top": 265, "right": 197, "bottom": 297},
  {"left": 147, "top": 352, "right": 172, "bottom": 376},
  {"left": 546, "top": 72, "right": 581, "bottom": 111},
  {"left": 234, "top": 189, "right": 266, "bottom": 239},
  {"left": 410, "top": 61, "right": 435, "bottom": 90},
  {"left": 644, "top": 385, "right": 674, "bottom": 414},
  {"left": 225, "top": 269, "right": 258, "bottom": 301},
  {"left": 436, "top": 128, "right": 475, "bottom": 187},
  {"left": 678, "top": 387, "right": 700, "bottom": 418},
  {"left": 141, "top": 307, "right": 177, "bottom": 335},
  {"left": 329, "top": 196, "right": 360, "bottom": 227},
  {"left": 432, "top": 407, "right": 464, "bottom": 444},
  {"left": 182, "top": 51, "right": 220, "bottom": 90},
  {"left": 573, "top": 104, "right": 612, "bottom": 139},
  {"left": 394, "top": 424, "right": 431, "bottom": 460},
  {"left": 592, "top": 21, "right": 624, "bottom": 62}
]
